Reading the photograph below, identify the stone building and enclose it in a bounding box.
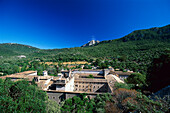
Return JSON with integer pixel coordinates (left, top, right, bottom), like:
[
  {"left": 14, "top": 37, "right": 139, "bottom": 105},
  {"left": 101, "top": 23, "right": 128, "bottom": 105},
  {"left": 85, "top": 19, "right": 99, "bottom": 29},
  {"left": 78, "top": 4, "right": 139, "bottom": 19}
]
[{"left": 0, "top": 69, "right": 128, "bottom": 103}]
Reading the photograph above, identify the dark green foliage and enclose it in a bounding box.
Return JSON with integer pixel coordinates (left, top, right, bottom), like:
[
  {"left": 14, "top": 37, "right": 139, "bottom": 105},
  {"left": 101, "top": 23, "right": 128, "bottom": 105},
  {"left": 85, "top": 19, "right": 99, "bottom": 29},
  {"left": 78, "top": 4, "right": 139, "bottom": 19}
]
[
  {"left": 120, "top": 24, "right": 170, "bottom": 42},
  {"left": 127, "top": 92, "right": 169, "bottom": 113},
  {"left": 61, "top": 93, "right": 112, "bottom": 113},
  {"left": 0, "top": 63, "right": 21, "bottom": 75},
  {"left": 83, "top": 64, "right": 92, "bottom": 69},
  {"left": 95, "top": 93, "right": 113, "bottom": 112},
  {"left": 87, "top": 74, "right": 94, "bottom": 78},
  {"left": 61, "top": 94, "right": 95, "bottom": 112},
  {"left": 0, "top": 43, "right": 39, "bottom": 55},
  {"left": 0, "top": 78, "right": 47, "bottom": 113},
  {"left": 0, "top": 47, "right": 18, "bottom": 56},
  {"left": 31, "top": 78, "right": 37, "bottom": 86},
  {"left": 0, "top": 58, "right": 61, "bottom": 77},
  {"left": 125, "top": 73, "right": 146, "bottom": 89},
  {"left": 147, "top": 51, "right": 170, "bottom": 92},
  {"left": 46, "top": 99, "right": 61, "bottom": 113},
  {"left": 37, "top": 69, "right": 43, "bottom": 76},
  {"left": 114, "top": 82, "right": 134, "bottom": 90},
  {"left": 0, "top": 25, "right": 170, "bottom": 74}
]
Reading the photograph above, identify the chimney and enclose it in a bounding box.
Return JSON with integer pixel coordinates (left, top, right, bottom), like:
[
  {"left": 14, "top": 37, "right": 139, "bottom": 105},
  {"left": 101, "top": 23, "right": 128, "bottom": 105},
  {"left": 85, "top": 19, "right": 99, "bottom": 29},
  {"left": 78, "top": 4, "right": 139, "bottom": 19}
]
[{"left": 69, "top": 69, "right": 72, "bottom": 78}]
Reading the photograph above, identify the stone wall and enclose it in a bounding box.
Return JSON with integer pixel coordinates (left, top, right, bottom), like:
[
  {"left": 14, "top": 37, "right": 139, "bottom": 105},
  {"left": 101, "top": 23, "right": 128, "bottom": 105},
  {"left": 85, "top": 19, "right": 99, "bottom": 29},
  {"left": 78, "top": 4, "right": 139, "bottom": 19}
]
[
  {"left": 46, "top": 91, "right": 98, "bottom": 104},
  {"left": 74, "top": 81, "right": 110, "bottom": 93}
]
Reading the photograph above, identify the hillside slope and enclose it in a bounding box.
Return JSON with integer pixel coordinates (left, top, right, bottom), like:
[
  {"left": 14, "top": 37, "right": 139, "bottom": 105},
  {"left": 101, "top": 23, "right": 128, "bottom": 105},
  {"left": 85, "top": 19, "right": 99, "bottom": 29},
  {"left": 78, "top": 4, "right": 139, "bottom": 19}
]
[
  {"left": 0, "top": 25, "right": 169, "bottom": 73},
  {"left": 120, "top": 24, "right": 170, "bottom": 42},
  {"left": 0, "top": 47, "right": 18, "bottom": 56},
  {"left": 30, "top": 24, "right": 170, "bottom": 61},
  {"left": 0, "top": 43, "right": 39, "bottom": 56},
  {"left": 0, "top": 25, "right": 170, "bottom": 61}
]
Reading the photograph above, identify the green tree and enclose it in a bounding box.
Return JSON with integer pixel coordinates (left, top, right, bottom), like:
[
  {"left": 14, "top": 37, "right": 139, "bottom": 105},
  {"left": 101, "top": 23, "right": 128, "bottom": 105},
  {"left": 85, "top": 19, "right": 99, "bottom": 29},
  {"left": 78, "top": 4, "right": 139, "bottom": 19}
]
[
  {"left": 114, "top": 82, "right": 133, "bottom": 90},
  {"left": 13, "top": 65, "right": 20, "bottom": 73},
  {"left": 37, "top": 69, "right": 43, "bottom": 76},
  {"left": 0, "top": 78, "right": 47, "bottom": 113},
  {"left": 125, "top": 73, "right": 146, "bottom": 89},
  {"left": 61, "top": 94, "right": 95, "bottom": 112},
  {"left": 46, "top": 99, "right": 61, "bottom": 113},
  {"left": 87, "top": 74, "right": 94, "bottom": 78}
]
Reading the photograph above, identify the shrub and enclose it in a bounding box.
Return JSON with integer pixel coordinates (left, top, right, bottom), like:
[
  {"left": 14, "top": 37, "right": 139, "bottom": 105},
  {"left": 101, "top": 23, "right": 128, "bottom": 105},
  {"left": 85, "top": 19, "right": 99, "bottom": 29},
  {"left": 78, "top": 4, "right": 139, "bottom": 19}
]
[
  {"left": 87, "top": 74, "right": 94, "bottom": 78},
  {"left": 114, "top": 82, "right": 134, "bottom": 90}
]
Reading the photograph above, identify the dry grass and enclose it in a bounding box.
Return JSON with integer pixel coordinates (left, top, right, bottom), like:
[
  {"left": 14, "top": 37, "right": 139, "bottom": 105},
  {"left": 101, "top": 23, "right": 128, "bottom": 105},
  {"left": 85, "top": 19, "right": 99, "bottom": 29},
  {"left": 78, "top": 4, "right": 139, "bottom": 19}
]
[{"left": 40, "top": 61, "right": 89, "bottom": 65}]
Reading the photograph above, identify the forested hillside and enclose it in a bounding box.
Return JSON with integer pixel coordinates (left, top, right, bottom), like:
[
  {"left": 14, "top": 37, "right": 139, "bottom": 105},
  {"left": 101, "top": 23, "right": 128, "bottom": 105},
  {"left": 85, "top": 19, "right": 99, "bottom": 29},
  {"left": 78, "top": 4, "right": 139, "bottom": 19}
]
[
  {"left": 0, "top": 43, "right": 39, "bottom": 56},
  {"left": 0, "top": 47, "right": 18, "bottom": 56},
  {"left": 30, "top": 24, "right": 170, "bottom": 59},
  {"left": 0, "top": 25, "right": 170, "bottom": 73}
]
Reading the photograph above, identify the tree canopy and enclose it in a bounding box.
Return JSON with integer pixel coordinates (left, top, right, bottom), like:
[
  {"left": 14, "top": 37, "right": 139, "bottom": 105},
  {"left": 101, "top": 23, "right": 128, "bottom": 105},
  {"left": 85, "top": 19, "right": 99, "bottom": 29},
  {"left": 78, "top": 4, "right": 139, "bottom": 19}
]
[{"left": 0, "top": 78, "right": 47, "bottom": 113}]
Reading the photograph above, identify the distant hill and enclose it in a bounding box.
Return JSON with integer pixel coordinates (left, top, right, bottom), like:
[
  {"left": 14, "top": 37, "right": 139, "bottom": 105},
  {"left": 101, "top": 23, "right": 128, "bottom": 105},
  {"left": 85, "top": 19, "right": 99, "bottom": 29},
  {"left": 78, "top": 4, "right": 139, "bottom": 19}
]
[
  {"left": 0, "top": 46, "right": 18, "bottom": 56},
  {"left": 119, "top": 24, "right": 170, "bottom": 42},
  {"left": 81, "top": 40, "right": 100, "bottom": 47},
  {"left": 34, "top": 24, "right": 169, "bottom": 73},
  {"left": 0, "top": 43, "right": 39, "bottom": 56},
  {"left": 0, "top": 25, "right": 170, "bottom": 62}
]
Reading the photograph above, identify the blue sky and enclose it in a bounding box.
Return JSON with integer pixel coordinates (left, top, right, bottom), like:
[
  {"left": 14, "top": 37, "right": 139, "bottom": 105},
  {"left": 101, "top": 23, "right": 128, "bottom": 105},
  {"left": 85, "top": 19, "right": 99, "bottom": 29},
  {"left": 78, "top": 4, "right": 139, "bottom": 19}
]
[{"left": 0, "top": 0, "right": 170, "bottom": 49}]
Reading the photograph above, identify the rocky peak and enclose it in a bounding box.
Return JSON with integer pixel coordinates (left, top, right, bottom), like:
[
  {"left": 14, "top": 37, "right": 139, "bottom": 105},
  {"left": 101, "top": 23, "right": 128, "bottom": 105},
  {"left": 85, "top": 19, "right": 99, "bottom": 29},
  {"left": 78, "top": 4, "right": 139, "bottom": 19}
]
[{"left": 81, "top": 40, "right": 100, "bottom": 47}]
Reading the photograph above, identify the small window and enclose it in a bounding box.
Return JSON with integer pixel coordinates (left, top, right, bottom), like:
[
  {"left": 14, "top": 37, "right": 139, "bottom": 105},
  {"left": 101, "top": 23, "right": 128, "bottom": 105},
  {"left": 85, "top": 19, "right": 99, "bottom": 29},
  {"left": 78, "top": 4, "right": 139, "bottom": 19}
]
[{"left": 53, "top": 96, "right": 55, "bottom": 99}]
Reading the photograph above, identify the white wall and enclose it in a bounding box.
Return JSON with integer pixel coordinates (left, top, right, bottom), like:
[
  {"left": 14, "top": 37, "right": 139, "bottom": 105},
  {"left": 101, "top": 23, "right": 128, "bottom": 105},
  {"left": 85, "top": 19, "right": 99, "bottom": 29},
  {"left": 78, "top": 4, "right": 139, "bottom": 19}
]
[
  {"left": 65, "top": 77, "right": 75, "bottom": 92},
  {"left": 56, "top": 86, "right": 65, "bottom": 91},
  {"left": 43, "top": 71, "right": 48, "bottom": 76},
  {"left": 28, "top": 72, "right": 37, "bottom": 76}
]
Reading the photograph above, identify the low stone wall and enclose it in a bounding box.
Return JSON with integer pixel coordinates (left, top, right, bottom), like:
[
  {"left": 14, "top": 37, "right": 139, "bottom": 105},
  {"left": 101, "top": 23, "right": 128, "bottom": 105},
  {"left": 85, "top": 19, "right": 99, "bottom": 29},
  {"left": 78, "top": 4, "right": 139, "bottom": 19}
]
[{"left": 46, "top": 91, "right": 100, "bottom": 104}]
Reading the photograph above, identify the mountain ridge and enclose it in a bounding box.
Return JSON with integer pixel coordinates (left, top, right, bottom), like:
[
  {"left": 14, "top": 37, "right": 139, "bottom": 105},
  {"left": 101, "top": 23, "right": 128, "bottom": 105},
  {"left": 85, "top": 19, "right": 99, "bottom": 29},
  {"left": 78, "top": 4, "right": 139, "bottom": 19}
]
[
  {"left": 0, "top": 43, "right": 40, "bottom": 56},
  {"left": 81, "top": 40, "right": 100, "bottom": 47},
  {"left": 0, "top": 24, "right": 169, "bottom": 58},
  {"left": 0, "top": 24, "right": 169, "bottom": 50}
]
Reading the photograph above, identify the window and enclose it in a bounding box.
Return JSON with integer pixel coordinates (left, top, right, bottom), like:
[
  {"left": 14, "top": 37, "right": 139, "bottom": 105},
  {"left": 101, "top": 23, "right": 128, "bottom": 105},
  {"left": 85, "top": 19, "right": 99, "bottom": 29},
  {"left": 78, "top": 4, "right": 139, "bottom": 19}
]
[{"left": 53, "top": 96, "right": 56, "bottom": 99}]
